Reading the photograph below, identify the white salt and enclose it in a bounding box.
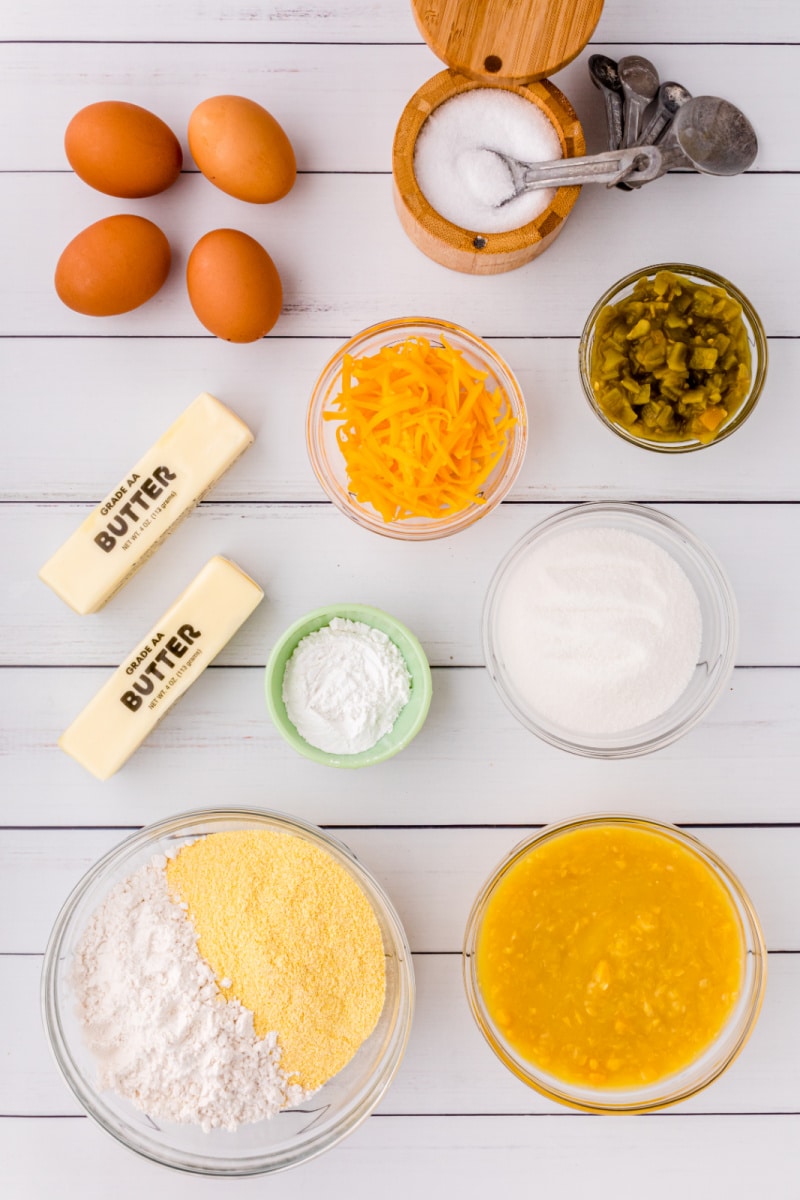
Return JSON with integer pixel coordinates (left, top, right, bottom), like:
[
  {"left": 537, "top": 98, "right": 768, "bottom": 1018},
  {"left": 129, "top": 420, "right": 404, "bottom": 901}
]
[
  {"left": 456, "top": 148, "right": 516, "bottom": 207},
  {"left": 413, "top": 87, "right": 563, "bottom": 234},
  {"left": 494, "top": 526, "right": 702, "bottom": 735}
]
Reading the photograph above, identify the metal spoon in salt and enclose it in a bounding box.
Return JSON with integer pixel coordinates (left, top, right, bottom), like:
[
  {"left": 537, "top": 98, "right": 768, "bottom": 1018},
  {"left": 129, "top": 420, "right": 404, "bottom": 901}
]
[
  {"left": 638, "top": 81, "right": 693, "bottom": 147},
  {"left": 483, "top": 145, "right": 665, "bottom": 201},
  {"left": 618, "top": 55, "right": 660, "bottom": 148},
  {"left": 588, "top": 54, "right": 625, "bottom": 152}
]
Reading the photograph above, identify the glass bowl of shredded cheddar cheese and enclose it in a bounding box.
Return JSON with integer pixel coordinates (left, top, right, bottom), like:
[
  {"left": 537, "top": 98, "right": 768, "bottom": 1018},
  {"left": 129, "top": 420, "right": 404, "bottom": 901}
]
[
  {"left": 307, "top": 317, "right": 527, "bottom": 539},
  {"left": 42, "top": 808, "right": 415, "bottom": 1176}
]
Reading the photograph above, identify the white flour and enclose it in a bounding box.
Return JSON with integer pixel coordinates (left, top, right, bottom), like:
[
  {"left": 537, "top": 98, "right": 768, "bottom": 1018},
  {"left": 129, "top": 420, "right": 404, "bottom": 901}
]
[
  {"left": 495, "top": 526, "right": 702, "bottom": 734},
  {"left": 71, "top": 857, "right": 309, "bottom": 1131},
  {"left": 282, "top": 617, "right": 411, "bottom": 754}
]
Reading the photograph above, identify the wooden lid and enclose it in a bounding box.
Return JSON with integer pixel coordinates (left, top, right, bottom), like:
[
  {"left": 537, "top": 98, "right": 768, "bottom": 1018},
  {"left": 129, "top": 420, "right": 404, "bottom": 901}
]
[{"left": 410, "top": 0, "right": 604, "bottom": 83}]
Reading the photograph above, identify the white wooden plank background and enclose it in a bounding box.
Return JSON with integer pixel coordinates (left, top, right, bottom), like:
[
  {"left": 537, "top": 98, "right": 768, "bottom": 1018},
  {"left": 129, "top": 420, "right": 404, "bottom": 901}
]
[
  {"left": 3, "top": 951, "right": 800, "bottom": 1116},
  {"left": 3, "top": 0, "right": 799, "bottom": 1196},
  {"left": 6, "top": 505, "right": 800, "bottom": 665},
  {"left": 3, "top": 1, "right": 799, "bottom": 43},
  {"left": 4, "top": 174, "right": 797, "bottom": 336},
  {"left": 4, "top": 339, "right": 800, "bottom": 502},
  {"left": 3, "top": 667, "right": 800, "bottom": 825}
]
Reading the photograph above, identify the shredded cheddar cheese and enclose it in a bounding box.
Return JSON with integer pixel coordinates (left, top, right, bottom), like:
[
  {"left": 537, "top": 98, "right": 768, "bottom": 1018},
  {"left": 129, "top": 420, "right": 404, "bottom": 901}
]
[{"left": 324, "top": 336, "right": 515, "bottom": 522}]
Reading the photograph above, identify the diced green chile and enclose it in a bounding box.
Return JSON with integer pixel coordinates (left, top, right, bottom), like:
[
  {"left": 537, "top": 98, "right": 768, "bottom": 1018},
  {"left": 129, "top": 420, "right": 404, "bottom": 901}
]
[{"left": 590, "top": 271, "right": 752, "bottom": 443}]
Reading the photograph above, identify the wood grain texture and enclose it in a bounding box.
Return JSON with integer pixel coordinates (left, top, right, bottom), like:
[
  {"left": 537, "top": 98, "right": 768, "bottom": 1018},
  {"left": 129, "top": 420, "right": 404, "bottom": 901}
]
[
  {"left": 5, "top": 503, "right": 798, "bottom": 667},
  {"left": 3, "top": 0, "right": 800, "bottom": 1191},
  {"left": 410, "top": 0, "right": 605, "bottom": 82},
  {"left": 3, "top": 172, "right": 796, "bottom": 338},
  {"left": 392, "top": 71, "right": 583, "bottom": 273},
  {"left": 1, "top": 44, "right": 796, "bottom": 173},
  {"left": 2, "top": 337, "right": 796, "bottom": 503},
  {"left": 2, "top": 952, "right": 796, "bottom": 1117},
  {"left": 2, "top": 827, "right": 798, "bottom": 955},
  {"left": 2, "top": 0, "right": 798, "bottom": 44},
  {"left": 2, "top": 668, "right": 799, "bottom": 827},
  {"left": 3, "top": 1114, "right": 800, "bottom": 1200}
]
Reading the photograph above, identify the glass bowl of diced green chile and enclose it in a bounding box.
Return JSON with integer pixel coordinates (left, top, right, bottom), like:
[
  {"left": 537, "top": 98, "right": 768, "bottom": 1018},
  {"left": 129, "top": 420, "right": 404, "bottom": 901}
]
[{"left": 579, "top": 264, "right": 768, "bottom": 451}]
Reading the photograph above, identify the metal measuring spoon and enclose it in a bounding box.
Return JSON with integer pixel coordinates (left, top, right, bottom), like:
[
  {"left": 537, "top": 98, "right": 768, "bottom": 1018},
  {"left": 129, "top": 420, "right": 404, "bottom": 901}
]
[
  {"left": 588, "top": 54, "right": 624, "bottom": 151},
  {"left": 668, "top": 95, "right": 758, "bottom": 174},
  {"left": 638, "top": 95, "right": 758, "bottom": 185},
  {"left": 618, "top": 55, "right": 660, "bottom": 148},
  {"left": 479, "top": 145, "right": 664, "bottom": 202},
  {"left": 638, "top": 81, "right": 693, "bottom": 146},
  {"left": 479, "top": 96, "right": 756, "bottom": 204}
]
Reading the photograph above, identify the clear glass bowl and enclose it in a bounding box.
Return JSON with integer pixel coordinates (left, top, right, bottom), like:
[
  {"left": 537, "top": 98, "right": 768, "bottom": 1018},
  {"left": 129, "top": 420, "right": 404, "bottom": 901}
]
[
  {"left": 579, "top": 263, "right": 768, "bottom": 452},
  {"left": 483, "top": 501, "right": 738, "bottom": 757},
  {"left": 41, "top": 808, "right": 415, "bottom": 1177},
  {"left": 307, "top": 316, "right": 527, "bottom": 540},
  {"left": 463, "top": 813, "right": 767, "bottom": 1114}
]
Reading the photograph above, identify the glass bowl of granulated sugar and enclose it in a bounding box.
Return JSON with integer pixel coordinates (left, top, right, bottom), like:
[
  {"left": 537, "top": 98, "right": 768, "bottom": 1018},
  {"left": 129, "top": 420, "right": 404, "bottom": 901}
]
[
  {"left": 483, "top": 501, "right": 738, "bottom": 758},
  {"left": 42, "top": 807, "right": 415, "bottom": 1176}
]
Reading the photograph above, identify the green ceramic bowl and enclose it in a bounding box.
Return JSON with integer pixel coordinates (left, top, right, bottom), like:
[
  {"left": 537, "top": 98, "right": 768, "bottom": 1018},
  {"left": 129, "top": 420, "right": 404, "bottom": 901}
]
[{"left": 265, "top": 604, "right": 433, "bottom": 768}]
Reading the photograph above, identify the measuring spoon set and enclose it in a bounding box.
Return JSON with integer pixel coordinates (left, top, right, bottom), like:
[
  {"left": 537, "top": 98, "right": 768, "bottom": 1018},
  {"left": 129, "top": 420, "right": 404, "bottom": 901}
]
[{"left": 481, "top": 54, "right": 757, "bottom": 204}]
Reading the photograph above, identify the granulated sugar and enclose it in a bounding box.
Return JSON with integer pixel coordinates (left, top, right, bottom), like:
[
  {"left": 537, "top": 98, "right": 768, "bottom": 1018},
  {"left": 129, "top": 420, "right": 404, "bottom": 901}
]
[
  {"left": 413, "top": 88, "right": 563, "bottom": 234},
  {"left": 494, "top": 526, "right": 702, "bottom": 734},
  {"left": 71, "top": 857, "right": 309, "bottom": 1130}
]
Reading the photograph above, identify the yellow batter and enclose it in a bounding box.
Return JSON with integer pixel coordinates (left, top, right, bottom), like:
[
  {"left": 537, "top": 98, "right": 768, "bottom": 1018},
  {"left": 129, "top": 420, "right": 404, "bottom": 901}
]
[{"left": 476, "top": 822, "right": 744, "bottom": 1089}]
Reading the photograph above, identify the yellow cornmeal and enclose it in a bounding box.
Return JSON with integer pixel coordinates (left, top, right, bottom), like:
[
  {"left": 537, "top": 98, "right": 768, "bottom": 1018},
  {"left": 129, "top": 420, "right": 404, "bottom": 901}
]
[
  {"left": 166, "top": 830, "right": 386, "bottom": 1091},
  {"left": 476, "top": 824, "right": 744, "bottom": 1090}
]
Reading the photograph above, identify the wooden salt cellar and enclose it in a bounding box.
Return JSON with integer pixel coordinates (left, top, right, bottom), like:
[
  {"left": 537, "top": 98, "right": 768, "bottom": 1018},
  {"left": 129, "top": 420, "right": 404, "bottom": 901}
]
[{"left": 392, "top": 0, "right": 604, "bottom": 275}]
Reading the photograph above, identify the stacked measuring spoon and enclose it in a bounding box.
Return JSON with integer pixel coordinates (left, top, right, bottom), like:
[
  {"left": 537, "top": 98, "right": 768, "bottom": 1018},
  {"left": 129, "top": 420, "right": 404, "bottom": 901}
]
[
  {"left": 589, "top": 53, "right": 685, "bottom": 188},
  {"left": 587, "top": 53, "right": 755, "bottom": 189},
  {"left": 477, "top": 58, "right": 758, "bottom": 206}
]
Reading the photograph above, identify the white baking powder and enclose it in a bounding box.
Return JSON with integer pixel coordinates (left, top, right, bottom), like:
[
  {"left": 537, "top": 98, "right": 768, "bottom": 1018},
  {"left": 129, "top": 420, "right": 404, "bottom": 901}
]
[
  {"left": 282, "top": 617, "right": 411, "bottom": 754},
  {"left": 413, "top": 87, "right": 563, "bottom": 234},
  {"left": 71, "top": 857, "right": 309, "bottom": 1131},
  {"left": 494, "top": 526, "right": 702, "bottom": 734}
]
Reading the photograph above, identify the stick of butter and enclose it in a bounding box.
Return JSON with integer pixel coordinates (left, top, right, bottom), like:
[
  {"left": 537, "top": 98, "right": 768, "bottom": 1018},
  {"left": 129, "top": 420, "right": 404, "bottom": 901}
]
[
  {"left": 59, "top": 556, "right": 263, "bottom": 781},
  {"left": 39, "top": 392, "right": 253, "bottom": 614}
]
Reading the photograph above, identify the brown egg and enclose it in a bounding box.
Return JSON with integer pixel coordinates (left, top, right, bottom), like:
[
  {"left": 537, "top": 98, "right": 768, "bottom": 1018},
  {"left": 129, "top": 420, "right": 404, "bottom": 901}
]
[
  {"left": 65, "top": 101, "right": 182, "bottom": 198},
  {"left": 55, "top": 215, "right": 171, "bottom": 316},
  {"left": 186, "top": 229, "right": 282, "bottom": 342},
  {"left": 188, "top": 96, "right": 296, "bottom": 204}
]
